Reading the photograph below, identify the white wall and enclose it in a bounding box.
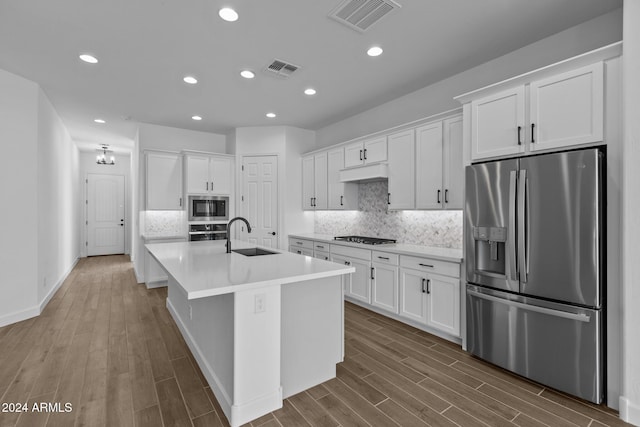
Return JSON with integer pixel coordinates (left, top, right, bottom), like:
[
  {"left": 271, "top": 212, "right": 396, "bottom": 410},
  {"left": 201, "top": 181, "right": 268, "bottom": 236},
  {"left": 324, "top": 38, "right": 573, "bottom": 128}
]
[
  {"left": 0, "top": 69, "right": 80, "bottom": 326},
  {"left": 315, "top": 8, "right": 623, "bottom": 148},
  {"left": 138, "top": 122, "right": 226, "bottom": 152},
  {"left": 0, "top": 69, "right": 40, "bottom": 325},
  {"left": 37, "top": 89, "right": 80, "bottom": 308},
  {"left": 621, "top": 1, "right": 640, "bottom": 424},
  {"left": 78, "top": 152, "right": 132, "bottom": 257},
  {"left": 233, "top": 126, "right": 315, "bottom": 249}
]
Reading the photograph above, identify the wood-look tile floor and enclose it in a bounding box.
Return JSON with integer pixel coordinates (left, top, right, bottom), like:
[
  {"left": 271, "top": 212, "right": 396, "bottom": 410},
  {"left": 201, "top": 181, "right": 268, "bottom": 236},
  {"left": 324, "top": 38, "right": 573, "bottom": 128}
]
[{"left": 0, "top": 255, "right": 630, "bottom": 427}]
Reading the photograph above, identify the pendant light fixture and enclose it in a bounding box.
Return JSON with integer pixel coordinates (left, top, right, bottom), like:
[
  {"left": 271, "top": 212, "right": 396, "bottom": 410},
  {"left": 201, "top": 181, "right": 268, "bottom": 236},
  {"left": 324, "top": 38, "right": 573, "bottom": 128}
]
[{"left": 96, "top": 145, "right": 115, "bottom": 165}]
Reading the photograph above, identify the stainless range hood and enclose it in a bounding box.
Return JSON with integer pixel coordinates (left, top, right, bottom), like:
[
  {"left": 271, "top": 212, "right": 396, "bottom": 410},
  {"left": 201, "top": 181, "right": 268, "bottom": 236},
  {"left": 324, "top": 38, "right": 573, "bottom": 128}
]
[{"left": 339, "top": 163, "right": 388, "bottom": 183}]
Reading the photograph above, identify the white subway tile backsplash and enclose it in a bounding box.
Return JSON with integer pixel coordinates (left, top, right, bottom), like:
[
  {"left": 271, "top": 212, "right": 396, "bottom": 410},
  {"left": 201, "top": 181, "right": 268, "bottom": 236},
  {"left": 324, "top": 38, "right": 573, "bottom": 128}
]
[{"left": 315, "top": 181, "right": 463, "bottom": 248}]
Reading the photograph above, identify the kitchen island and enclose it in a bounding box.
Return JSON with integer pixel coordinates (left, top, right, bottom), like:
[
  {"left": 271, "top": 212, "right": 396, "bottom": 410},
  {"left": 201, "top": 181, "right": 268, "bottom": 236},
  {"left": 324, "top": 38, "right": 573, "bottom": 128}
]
[{"left": 145, "top": 240, "right": 354, "bottom": 427}]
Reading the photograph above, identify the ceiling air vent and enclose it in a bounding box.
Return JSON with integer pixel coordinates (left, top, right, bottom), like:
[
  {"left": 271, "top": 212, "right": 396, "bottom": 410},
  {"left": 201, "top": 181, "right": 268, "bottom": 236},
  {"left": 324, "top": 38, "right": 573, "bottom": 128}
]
[
  {"left": 263, "top": 59, "right": 301, "bottom": 79},
  {"left": 329, "top": 0, "right": 401, "bottom": 33}
]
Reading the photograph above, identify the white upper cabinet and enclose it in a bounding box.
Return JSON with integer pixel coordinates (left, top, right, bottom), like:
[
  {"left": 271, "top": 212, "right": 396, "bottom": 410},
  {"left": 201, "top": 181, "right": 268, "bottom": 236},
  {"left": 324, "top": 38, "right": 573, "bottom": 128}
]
[
  {"left": 301, "top": 152, "right": 328, "bottom": 210},
  {"left": 471, "top": 86, "right": 526, "bottom": 160},
  {"left": 344, "top": 136, "right": 387, "bottom": 168},
  {"left": 387, "top": 129, "right": 415, "bottom": 210},
  {"left": 416, "top": 122, "right": 443, "bottom": 209},
  {"left": 185, "top": 154, "right": 232, "bottom": 195},
  {"left": 415, "top": 115, "right": 463, "bottom": 210},
  {"left": 146, "top": 151, "right": 183, "bottom": 210},
  {"left": 327, "top": 148, "right": 358, "bottom": 210},
  {"left": 469, "top": 61, "right": 604, "bottom": 161},
  {"left": 443, "top": 116, "right": 464, "bottom": 209},
  {"left": 528, "top": 62, "right": 604, "bottom": 152}
]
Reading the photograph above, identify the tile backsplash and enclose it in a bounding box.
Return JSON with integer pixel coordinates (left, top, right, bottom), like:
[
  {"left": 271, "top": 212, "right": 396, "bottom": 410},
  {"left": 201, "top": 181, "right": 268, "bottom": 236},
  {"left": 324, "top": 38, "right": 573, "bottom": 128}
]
[
  {"left": 141, "top": 210, "right": 186, "bottom": 237},
  {"left": 315, "top": 181, "right": 463, "bottom": 249}
]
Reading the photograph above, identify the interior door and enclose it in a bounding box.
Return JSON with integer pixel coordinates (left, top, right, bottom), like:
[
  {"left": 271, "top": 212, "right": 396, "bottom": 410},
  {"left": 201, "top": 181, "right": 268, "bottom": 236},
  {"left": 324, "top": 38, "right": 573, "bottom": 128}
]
[
  {"left": 242, "top": 155, "right": 278, "bottom": 248},
  {"left": 87, "top": 174, "right": 125, "bottom": 256}
]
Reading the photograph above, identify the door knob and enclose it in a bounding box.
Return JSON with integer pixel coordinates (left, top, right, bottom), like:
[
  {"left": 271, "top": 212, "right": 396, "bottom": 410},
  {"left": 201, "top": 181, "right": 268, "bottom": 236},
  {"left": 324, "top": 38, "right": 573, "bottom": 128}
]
[{"left": 270, "top": 232, "right": 276, "bottom": 236}]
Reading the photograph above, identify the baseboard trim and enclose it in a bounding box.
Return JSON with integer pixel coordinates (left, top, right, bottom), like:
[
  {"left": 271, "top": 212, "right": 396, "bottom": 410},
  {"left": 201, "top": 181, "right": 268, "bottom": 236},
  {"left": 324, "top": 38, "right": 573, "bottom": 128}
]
[
  {"left": 145, "top": 279, "right": 168, "bottom": 289},
  {"left": 0, "top": 306, "right": 40, "bottom": 328},
  {"left": 166, "top": 298, "right": 234, "bottom": 421},
  {"left": 619, "top": 396, "right": 640, "bottom": 425},
  {"left": 133, "top": 264, "right": 144, "bottom": 284},
  {"left": 39, "top": 257, "right": 79, "bottom": 313}
]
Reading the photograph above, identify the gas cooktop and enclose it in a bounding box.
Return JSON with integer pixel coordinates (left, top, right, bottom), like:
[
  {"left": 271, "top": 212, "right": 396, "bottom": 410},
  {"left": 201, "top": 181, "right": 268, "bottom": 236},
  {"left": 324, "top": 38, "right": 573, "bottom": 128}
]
[{"left": 334, "top": 235, "right": 397, "bottom": 245}]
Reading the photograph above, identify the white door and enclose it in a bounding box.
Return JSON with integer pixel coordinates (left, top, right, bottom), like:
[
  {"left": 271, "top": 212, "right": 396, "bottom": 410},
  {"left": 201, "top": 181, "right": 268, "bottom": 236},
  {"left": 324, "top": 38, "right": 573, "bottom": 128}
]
[
  {"left": 146, "top": 151, "right": 182, "bottom": 210},
  {"left": 87, "top": 174, "right": 125, "bottom": 256},
  {"left": 371, "top": 263, "right": 399, "bottom": 313},
  {"left": 443, "top": 116, "right": 464, "bottom": 209},
  {"left": 301, "top": 155, "right": 315, "bottom": 210},
  {"left": 346, "top": 258, "right": 371, "bottom": 304},
  {"left": 344, "top": 142, "right": 364, "bottom": 168},
  {"left": 210, "top": 157, "right": 232, "bottom": 195},
  {"left": 242, "top": 155, "right": 278, "bottom": 248},
  {"left": 399, "top": 268, "right": 427, "bottom": 324},
  {"left": 363, "top": 137, "right": 387, "bottom": 164}
]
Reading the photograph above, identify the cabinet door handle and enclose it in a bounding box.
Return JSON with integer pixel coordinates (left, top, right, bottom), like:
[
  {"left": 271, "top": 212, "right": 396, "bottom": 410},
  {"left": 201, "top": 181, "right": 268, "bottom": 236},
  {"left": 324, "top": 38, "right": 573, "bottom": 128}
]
[
  {"left": 344, "top": 261, "right": 351, "bottom": 266},
  {"left": 316, "top": 245, "right": 324, "bottom": 249},
  {"left": 421, "top": 278, "right": 426, "bottom": 293},
  {"left": 445, "top": 189, "right": 449, "bottom": 204},
  {"left": 387, "top": 193, "right": 391, "bottom": 205},
  {"left": 426, "top": 279, "right": 431, "bottom": 294},
  {"left": 211, "top": 181, "right": 214, "bottom": 189},
  {"left": 378, "top": 256, "right": 389, "bottom": 260},
  {"left": 297, "top": 250, "right": 302, "bottom": 254},
  {"left": 206, "top": 182, "right": 209, "bottom": 191},
  {"left": 340, "top": 195, "right": 344, "bottom": 206},
  {"left": 418, "top": 263, "right": 434, "bottom": 268},
  {"left": 364, "top": 149, "right": 367, "bottom": 160},
  {"left": 437, "top": 189, "right": 441, "bottom": 204},
  {"left": 517, "top": 126, "right": 522, "bottom": 145},
  {"left": 531, "top": 123, "right": 535, "bottom": 143},
  {"left": 179, "top": 197, "right": 182, "bottom": 207},
  {"left": 371, "top": 267, "right": 375, "bottom": 280},
  {"left": 360, "top": 149, "right": 363, "bottom": 161}
]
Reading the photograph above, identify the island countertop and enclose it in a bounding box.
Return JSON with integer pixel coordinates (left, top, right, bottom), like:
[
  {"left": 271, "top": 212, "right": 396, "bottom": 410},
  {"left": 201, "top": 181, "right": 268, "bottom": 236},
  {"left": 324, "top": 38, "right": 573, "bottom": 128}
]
[{"left": 145, "top": 240, "right": 355, "bottom": 300}]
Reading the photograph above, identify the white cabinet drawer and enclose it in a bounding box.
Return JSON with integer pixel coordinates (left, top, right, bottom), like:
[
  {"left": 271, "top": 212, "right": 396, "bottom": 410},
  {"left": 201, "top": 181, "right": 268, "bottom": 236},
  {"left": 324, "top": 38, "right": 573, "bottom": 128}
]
[
  {"left": 372, "top": 251, "right": 399, "bottom": 266},
  {"left": 330, "top": 244, "right": 371, "bottom": 261},
  {"left": 313, "top": 242, "right": 330, "bottom": 252},
  {"left": 400, "top": 255, "right": 459, "bottom": 278},
  {"left": 314, "top": 250, "right": 330, "bottom": 261},
  {"left": 289, "top": 246, "right": 313, "bottom": 257},
  {"left": 288, "top": 238, "right": 314, "bottom": 250}
]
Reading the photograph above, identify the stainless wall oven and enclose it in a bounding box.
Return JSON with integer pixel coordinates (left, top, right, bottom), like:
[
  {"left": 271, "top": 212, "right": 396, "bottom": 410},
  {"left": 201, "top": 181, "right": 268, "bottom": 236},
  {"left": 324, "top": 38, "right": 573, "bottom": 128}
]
[
  {"left": 188, "top": 195, "right": 229, "bottom": 222},
  {"left": 188, "top": 223, "right": 227, "bottom": 241}
]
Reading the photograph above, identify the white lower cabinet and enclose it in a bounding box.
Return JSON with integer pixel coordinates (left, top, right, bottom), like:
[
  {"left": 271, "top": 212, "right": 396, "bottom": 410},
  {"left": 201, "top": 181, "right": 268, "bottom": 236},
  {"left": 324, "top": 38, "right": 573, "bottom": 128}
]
[
  {"left": 399, "top": 264, "right": 460, "bottom": 337},
  {"left": 331, "top": 254, "right": 370, "bottom": 304},
  {"left": 371, "top": 262, "right": 399, "bottom": 313}
]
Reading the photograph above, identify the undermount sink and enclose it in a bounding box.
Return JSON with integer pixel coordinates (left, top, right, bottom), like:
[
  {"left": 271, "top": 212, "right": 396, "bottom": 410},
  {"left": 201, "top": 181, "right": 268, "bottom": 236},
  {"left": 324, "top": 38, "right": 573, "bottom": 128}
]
[{"left": 232, "top": 248, "right": 279, "bottom": 257}]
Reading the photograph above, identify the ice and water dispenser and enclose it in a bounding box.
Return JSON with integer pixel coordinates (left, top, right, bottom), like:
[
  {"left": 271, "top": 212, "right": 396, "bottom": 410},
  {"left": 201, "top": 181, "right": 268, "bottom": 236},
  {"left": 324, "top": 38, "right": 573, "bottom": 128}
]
[{"left": 472, "top": 226, "right": 507, "bottom": 275}]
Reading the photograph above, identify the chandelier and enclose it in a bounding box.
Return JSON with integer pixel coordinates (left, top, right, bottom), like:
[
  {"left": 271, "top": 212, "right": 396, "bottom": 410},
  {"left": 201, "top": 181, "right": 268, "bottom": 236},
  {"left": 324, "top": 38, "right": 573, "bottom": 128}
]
[{"left": 96, "top": 145, "right": 115, "bottom": 165}]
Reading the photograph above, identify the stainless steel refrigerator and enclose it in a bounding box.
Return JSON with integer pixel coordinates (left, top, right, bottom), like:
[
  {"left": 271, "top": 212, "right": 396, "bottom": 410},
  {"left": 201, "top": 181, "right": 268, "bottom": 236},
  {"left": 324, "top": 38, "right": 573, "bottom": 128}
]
[{"left": 465, "top": 147, "right": 604, "bottom": 404}]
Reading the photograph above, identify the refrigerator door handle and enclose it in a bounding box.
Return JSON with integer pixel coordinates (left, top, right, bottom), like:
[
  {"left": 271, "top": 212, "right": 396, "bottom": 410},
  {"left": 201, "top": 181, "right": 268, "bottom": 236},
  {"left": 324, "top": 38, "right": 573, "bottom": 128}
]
[
  {"left": 518, "top": 169, "right": 528, "bottom": 283},
  {"left": 508, "top": 171, "right": 518, "bottom": 281},
  {"left": 467, "top": 289, "right": 591, "bottom": 323}
]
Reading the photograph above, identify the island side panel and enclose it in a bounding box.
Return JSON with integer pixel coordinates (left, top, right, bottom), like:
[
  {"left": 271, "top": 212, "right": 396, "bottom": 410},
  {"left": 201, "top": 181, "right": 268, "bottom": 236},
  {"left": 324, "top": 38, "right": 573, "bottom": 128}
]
[
  {"left": 281, "top": 276, "right": 343, "bottom": 398},
  {"left": 165, "top": 276, "right": 235, "bottom": 417},
  {"left": 232, "top": 285, "right": 283, "bottom": 427}
]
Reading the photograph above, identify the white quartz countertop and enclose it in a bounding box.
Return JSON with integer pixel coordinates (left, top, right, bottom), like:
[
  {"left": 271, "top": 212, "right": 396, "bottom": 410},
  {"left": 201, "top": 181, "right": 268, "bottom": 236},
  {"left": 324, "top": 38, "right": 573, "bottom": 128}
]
[
  {"left": 289, "top": 233, "right": 463, "bottom": 262},
  {"left": 145, "top": 240, "right": 355, "bottom": 300},
  {"left": 142, "top": 233, "right": 187, "bottom": 241}
]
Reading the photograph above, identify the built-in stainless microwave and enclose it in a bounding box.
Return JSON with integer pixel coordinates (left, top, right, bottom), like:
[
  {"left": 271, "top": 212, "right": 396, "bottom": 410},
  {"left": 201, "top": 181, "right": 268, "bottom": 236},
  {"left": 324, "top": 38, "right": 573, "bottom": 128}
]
[{"left": 188, "top": 195, "right": 229, "bottom": 221}]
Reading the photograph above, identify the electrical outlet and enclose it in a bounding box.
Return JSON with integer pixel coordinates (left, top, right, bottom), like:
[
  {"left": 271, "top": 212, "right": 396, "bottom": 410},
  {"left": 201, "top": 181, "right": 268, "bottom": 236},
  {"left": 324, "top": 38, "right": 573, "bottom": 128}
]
[
  {"left": 254, "top": 294, "right": 266, "bottom": 313},
  {"left": 189, "top": 305, "right": 193, "bottom": 320}
]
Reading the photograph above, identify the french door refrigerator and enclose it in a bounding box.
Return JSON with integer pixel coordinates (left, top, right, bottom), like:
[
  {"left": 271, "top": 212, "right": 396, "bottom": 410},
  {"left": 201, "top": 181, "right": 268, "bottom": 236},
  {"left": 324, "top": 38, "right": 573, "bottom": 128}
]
[{"left": 465, "top": 147, "right": 604, "bottom": 404}]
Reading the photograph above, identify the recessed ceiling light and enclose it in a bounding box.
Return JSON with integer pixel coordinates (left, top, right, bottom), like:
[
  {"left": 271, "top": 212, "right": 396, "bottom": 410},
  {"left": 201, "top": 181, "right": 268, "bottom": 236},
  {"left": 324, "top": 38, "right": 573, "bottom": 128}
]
[
  {"left": 219, "top": 7, "right": 238, "bottom": 22},
  {"left": 183, "top": 76, "right": 198, "bottom": 84},
  {"left": 94, "top": 119, "right": 106, "bottom": 124},
  {"left": 304, "top": 88, "right": 317, "bottom": 96},
  {"left": 367, "top": 46, "right": 383, "bottom": 57},
  {"left": 266, "top": 113, "right": 276, "bottom": 118},
  {"left": 240, "top": 70, "right": 255, "bottom": 79},
  {"left": 192, "top": 115, "right": 202, "bottom": 121},
  {"left": 79, "top": 54, "right": 98, "bottom": 64}
]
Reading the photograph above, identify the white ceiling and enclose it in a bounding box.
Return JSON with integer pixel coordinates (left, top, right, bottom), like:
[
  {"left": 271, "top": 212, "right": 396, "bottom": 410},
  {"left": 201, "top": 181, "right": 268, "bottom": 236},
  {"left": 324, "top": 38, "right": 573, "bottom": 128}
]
[{"left": 0, "top": 0, "right": 621, "bottom": 153}]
